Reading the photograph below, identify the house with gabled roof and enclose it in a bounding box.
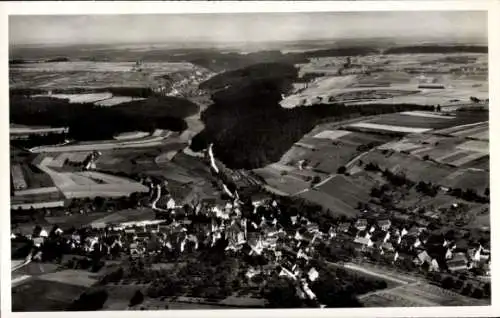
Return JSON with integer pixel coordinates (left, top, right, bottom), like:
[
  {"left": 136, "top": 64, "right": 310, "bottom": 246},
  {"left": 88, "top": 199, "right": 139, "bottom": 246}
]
[
  {"left": 354, "top": 219, "right": 368, "bottom": 231},
  {"left": 414, "top": 250, "right": 432, "bottom": 266},
  {"left": 377, "top": 219, "right": 391, "bottom": 231},
  {"left": 353, "top": 236, "right": 373, "bottom": 250},
  {"left": 447, "top": 252, "right": 469, "bottom": 272}
]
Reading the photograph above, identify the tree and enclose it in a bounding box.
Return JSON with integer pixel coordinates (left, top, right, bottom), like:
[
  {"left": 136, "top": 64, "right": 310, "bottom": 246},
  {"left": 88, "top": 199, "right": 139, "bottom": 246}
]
[
  {"left": 68, "top": 289, "right": 109, "bottom": 311},
  {"left": 461, "top": 283, "right": 473, "bottom": 296},
  {"left": 470, "top": 96, "right": 480, "bottom": 103},
  {"left": 471, "top": 287, "right": 485, "bottom": 299},
  {"left": 441, "top": 276, "right": 454, "bottom": 290},
  {"left": 263, "top": 277, "right": 303, "bottom": 308},
  {"left": 483, "top": 282, "right": 491, "bottom": 297},
  {"left": 337, "top": 166, "right": 347, "bottom": 174},
  {"left": 310, "top": 176, "right": 321, "bottom": 187},
  {"left": 94, "top": 196, "right": 105, "bottom": 209},
  {"left": 129, "top": 290, "right": 145, "bottom": 307}
]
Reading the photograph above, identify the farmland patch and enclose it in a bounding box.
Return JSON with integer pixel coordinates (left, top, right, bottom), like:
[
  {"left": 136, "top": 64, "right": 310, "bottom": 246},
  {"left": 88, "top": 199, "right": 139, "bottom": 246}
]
[
  {"left": 348, "top": 122, "right": 431, "bottom": 134},
  {"left": 399, "top": 111, "right": 455, "bottom": 120},
  {"left": 38, "top": 270, "right": 98, "bottom": 288},
  {"left": 297, "top": 189, "right": 360, "bottom": 217},
  {"left": 362, "top": 150, "right": 454, "bottom": 184},
  {"left": 369, "top": 113, "right": 451, "bottom": 129},
  {"left": 456, "top": 140, "right": 489, "bottom": 154},
  {"left": 313, "top": 130, "right": 351, "bottom": 141},
  {"left": 12, "top": 279, "right": 87, "bottom": 311}
]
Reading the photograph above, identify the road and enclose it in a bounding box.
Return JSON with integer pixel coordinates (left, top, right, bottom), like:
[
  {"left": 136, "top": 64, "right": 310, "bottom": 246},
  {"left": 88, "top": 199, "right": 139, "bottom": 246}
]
[
  {"left": 12, "top": 255, "right": 32, "bottom": 272},
  {"left": 151, "top": 184, "right": 170, "bottom": 213}
]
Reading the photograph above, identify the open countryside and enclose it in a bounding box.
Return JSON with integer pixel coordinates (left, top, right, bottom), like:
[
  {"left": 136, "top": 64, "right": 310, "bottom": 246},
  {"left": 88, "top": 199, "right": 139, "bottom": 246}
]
[{"left": 9, "top": 11, "right": 490, "bottom": 312}]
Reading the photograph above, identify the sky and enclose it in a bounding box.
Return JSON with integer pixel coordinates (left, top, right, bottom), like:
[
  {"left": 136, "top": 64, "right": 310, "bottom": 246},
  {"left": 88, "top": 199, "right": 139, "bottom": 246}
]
[{"left": 9, "top": 11, "right": 487, "bottom": 46}]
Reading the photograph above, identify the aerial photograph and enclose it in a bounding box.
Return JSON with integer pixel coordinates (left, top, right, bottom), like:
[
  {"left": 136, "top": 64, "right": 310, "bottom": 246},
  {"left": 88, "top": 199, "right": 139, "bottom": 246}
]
[{"left": 9, "top": 11, "right": 490, "bottom": 311}]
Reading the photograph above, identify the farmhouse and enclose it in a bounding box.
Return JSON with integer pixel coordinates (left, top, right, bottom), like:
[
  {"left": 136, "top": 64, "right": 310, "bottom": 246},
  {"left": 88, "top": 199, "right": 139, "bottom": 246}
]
[
  {"left": 414, "top": 250, "right": 432, "bottom": 266},
  {"left": 377, "top": 219, "right": 391, "bottom": 231},
  {"left": 354, "top": 219, "right": 368, "bottom": 231},
  {"left": 447, "top": 253, "right": 469, "bottom": 272}
]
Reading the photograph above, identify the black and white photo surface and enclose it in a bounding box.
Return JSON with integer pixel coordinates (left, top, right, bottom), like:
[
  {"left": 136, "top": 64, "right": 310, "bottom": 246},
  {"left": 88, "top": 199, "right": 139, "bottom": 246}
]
[{"left": 6, "top": 7, "right": 493, "bottom": 313}]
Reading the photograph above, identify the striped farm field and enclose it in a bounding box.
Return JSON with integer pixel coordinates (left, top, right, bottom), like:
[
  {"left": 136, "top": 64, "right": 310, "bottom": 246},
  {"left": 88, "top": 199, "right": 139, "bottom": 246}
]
[
  {"left": 316, "top": 174, "right": 375, "bottom": 207},
  {"left": 337, "top": 131, "right": 394, "bottom": 145},
  {"left": 34, "top": 156, "right": 149, "bottom": 199},
  {"left": 363, "top": 150, "right": 454, "bottom": 184},
  {"left": 313, "top": 130, "right": 351, "bottom": 141},
  {"left": 11, "top": 201, "right": 65, "bottom": 210},
  {"left": 347, "top": 122, "right": 431, "bottom": 134},
  {"left": 441, "top": 169, "right": 489, "bottom": 193},
  {"left": 456, "top": 140, "right": 489, "bottom": 154},
  {"left": 369, "top": 113, "right": 453, "bottom": 129},
  {"left": 378, "top": 140, "right": 426, "bottom": 153},
  {"left": 447, "top": 152, "right": 488, "bottom": 167},
  {"left": 433, "top": 121, "right": 488, "bottom": 136},
  {"left": 399, "top": 111, "right": 455, "bottom": 120},
  {"left": 297, "top": 189, "right": 360, "bottom": 217}
]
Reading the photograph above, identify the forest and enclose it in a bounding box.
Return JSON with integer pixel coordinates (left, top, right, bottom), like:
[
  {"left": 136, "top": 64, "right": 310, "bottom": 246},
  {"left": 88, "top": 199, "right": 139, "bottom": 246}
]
[{"left": 191, "top": 62, "right": 434, "bottom": 169}]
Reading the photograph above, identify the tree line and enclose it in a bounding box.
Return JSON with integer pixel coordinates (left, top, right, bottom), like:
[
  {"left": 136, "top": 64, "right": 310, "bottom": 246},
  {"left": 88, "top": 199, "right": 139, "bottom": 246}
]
[{"left": 10, "top": 95, "right": 198, "bottom": 141}]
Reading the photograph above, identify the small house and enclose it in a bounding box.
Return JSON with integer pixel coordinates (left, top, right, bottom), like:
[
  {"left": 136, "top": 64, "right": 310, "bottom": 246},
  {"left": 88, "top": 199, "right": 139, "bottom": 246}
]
[
  {"left": 337, "top": 222, "right": 351, "bottom": 233},
  {"left": 414, "top": 250, "right": 432, "bottom": 266},
  {"left": 377, "top": 219, "right": 391, "bottom": 231},
  {"left": 355, "top": 219, "right": 368, "bottom": 231},
  {"left": 354, "top": 236, "right": 374, "bottom": 250},
  {"left": 447, "top": 253, "right": 468, "bottom": 272}
]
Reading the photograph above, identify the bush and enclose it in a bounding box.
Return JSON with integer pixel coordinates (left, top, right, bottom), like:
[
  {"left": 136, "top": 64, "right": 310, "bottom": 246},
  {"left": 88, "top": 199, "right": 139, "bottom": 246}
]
[{"left": 129, "top": 290, "right": 145, "bottom": 307}]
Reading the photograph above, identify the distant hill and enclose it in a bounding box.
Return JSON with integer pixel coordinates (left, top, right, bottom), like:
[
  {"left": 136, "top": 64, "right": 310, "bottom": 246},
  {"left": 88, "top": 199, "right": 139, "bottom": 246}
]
[{"left": 384, "top": 45, "right": 487, "bottom": 54}]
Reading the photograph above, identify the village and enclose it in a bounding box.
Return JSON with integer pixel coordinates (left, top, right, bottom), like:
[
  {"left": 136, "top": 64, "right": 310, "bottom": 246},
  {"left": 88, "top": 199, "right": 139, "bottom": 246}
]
[{"left": 11, "top": 142, "right": 491, "bottom": 309}]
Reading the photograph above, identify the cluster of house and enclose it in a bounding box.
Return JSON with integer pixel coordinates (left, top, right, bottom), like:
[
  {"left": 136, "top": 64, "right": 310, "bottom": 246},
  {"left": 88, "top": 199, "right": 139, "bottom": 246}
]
[
  {"left": 12, "top": 189, "right": 332, "bottom": 305},
  {"left": 12, "top": 147, "right": 490, "bottom": 304},
  {"left": 332, "top": 217, "right": 491, "bottom": 276}
]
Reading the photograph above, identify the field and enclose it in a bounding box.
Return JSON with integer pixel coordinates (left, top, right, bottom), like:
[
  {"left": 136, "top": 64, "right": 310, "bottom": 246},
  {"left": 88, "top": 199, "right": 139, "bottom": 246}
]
[
  {"left": 347, "top": 112, "right": 487, "bottom": 135},
  {"left": 361, "top": 149, "right": 489, "bottom": 193},
  {"left": 369, "top": 113, "right": 456, "bottom": 129},
  {"left": 379, "top": 132, "right": 489, "bottom": 169},
  {"left": 30, "top": 129, "right": 182, "bottom": 153},
  {"left": 296, "top": 173, "right": 377, "bottom": 217},
  {"left": 37, "top": 269, "right": 99, "bottom": 288},
  {"left": 34, "top": 92, "right": 113, "bottom": 103},
  {"left": 33, "top": 155, "right": 149, "bottom": 199},
  {"left": 10, "top": 61, "right": 213, "bottom": 90},
  {"left": 253, "top": 165, "right": 312, "bottom": 195},
  {"left": 12, "top": 279, "right": 87, "bottom": 311},
  {"left": 441, "top": 169, "right": 489, "bottom": 192},
  {"left": 11, "top": 190, "right": 64, "bottom": 205},
  {"left": 281, "top": 53, "right": 488, "bottom": 108},
  {"left": 347, "top": 122, "right": 431, "bottom": 134},
  {"left": 395, "top": 189, "right": 485, "bottom": 213},
  {"left": 362, "top": 150, "right": 454, "bottom": 183},
  {"left": 88, "top": 208, "right": 156, "bottom": 227},
  {"left": 360, "top": 282, "right": 488, "bottom": 307},
  {"left": 31, "top": 93, "right": 148, "bottom": 107},
  {"left": 17, "top": 163, "right": 55, "bottom": 189},
  {"left": 114, "top": 131, "right": 150, "bottom": 140}
]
